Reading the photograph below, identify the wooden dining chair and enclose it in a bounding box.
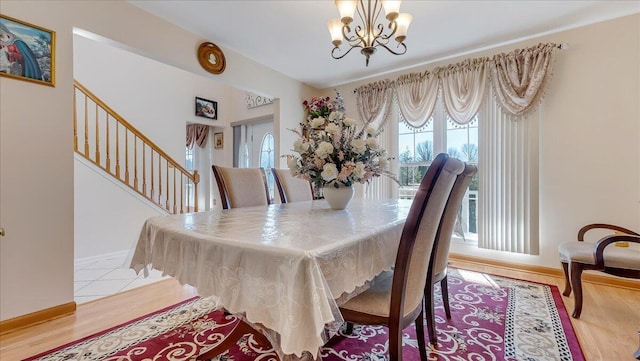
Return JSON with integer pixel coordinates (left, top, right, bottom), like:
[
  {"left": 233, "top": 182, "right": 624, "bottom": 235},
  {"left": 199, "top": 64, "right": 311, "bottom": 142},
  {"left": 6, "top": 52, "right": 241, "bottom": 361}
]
[
  {"left": 271, "top": 168, "right": 314, "bottom": 203},
  {"left": 211, "top": 165, "right": 270, "bottom": 209},
  {"left": 338, "top": 153, "right": 464, "bottom": 361},
  {"left": 424, "top": 162, "right": 477, "bottom": 345}
]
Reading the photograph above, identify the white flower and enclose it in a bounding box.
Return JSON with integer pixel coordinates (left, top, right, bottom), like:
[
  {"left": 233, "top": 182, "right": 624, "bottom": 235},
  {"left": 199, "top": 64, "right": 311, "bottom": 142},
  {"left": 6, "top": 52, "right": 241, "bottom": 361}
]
[
  {"left": 287, "top": 156, "right": 298, "bottom": 176},
  {"left": 311, "top": 117, "right": 325, "bottom": 128},
  {"left": 315, "top": 141, "right": 334, "bottom": 159},
  {"left": 378, "top": 157, "right": 388, "bottom": 169},
  {"left": 321, "top": 163, "right": 338, "bottom": 182},
  {"left": 366, "top": 137, "right": 378, "bottom": 149},
  {"left": 293, "top": 139, "right": 309, "bottom": 153},
  {"left": 343, "top": 117, "right": 356, "bottom": 127},
  {"left": 351, "top": 138, "right": 367, "bottom": 154},
  {"left": 366, "top": 127, "right": 377, "bottom": 136},
  {"left": 329, "top": 111, "right": 343, "bottom": 122},
  {"left": 353, "top": 162, "right": 366, "bottom": 179},
  {"left": 325, "top": 123, "right": 340, "bottom": 135}
]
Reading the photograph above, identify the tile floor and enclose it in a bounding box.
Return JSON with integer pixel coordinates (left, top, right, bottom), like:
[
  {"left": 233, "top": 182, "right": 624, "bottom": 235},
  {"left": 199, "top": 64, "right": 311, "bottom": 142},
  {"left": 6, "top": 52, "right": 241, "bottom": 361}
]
[{"left": 74, "top": 253, "right": 169, "bottom": 304}]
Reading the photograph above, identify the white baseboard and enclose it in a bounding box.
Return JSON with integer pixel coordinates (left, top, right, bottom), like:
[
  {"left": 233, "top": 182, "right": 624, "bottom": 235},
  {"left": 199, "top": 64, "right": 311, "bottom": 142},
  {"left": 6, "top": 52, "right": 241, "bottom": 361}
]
[{"left": 75, "top": 249, "right": 130, "bottom": 267}]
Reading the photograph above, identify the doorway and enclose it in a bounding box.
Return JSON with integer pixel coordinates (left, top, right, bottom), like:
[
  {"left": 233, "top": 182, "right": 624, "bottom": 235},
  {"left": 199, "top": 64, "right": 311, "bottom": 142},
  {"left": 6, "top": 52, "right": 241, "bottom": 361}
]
[{"left": 232, "top": 119, "right": 275, "bottom": 201}]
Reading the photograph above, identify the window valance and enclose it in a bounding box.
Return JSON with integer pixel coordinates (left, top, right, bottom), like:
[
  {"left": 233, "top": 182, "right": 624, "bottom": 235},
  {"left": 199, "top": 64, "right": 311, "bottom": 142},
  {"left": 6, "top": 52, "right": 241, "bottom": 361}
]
[
  {"left": 356, "top": 43, "right": 560, "bottom": 129},
  {"left": 186, "top": 124, "right": 209, "bottom": 149}
]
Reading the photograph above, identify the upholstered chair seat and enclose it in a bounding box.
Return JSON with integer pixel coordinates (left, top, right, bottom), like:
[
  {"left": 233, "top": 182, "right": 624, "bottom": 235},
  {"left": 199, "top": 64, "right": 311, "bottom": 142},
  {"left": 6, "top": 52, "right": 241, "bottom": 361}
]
[{"left": 559, "top": 241, "right": 640, "bottom": 269}]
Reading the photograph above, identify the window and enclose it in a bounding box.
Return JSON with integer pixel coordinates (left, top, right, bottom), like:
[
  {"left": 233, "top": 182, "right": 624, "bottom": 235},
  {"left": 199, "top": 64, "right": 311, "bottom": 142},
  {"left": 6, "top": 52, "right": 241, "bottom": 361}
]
[
  {"left": 260, "top": 133, "right": 275, "bottom": 202},
  {"left": 397, "top": 109, "right": 478, "bottom": 242}
]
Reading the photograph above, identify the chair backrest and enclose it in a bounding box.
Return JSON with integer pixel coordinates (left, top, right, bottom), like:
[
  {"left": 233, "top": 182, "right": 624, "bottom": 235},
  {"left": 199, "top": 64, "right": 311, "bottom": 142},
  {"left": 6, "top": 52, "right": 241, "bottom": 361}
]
[
  {"left": 212, "top": 165, "right": 270, "bottom": 209},
  {"left": 430, "top": 163, "right": 478, "bottom": 279},
  {"left": 389, "top": 153, "right": 464, "bottom": 318},
  {"left": 272, "top": 168, "right": 314, "bottom": 203}
]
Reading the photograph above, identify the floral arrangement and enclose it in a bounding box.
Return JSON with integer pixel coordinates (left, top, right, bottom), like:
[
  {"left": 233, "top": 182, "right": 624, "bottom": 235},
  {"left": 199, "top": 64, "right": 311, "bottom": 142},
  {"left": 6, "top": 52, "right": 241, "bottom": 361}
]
[{"left": 287, "top": 92, "right": 396, "bottom": 189}]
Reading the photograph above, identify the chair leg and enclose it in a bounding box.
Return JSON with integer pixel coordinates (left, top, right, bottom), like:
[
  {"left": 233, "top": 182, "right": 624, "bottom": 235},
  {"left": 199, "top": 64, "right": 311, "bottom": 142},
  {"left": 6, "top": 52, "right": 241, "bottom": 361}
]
[
  {"left": 441, "top": 276, "right": 451, "bottom": 319},
  {"left": 569, "top": 262, "right": 585, "bottom": 318},
  {"left": 345, "top": 322, "right": 354, "bottom": 334},
  {"left": 388, "top": 322, "right": 403, "bottom": 361},
  {"left": 414, "top": 309, "right": 428, "bottom": 361},
  {"left": 424, "top": 284, "right": 437, "bottom": 346},
  {"left": 561, "top": 262, "right": 572, "bottom": 297}
]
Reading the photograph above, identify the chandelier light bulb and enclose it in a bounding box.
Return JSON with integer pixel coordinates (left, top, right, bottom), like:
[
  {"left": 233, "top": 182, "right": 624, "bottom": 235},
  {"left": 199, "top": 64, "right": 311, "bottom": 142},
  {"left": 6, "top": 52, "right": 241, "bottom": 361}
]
[
  {"left": 335, "top": 0, "right": 356, "bottom": 24},
  {"left": 381, "top": 0, "right": 401, "bottom": 21},
  {"left": 327, "top": 19, "right": 344, "bottom": 46},
  {"left": 395, "top": 13, "right": 412, "bottom": 43}
]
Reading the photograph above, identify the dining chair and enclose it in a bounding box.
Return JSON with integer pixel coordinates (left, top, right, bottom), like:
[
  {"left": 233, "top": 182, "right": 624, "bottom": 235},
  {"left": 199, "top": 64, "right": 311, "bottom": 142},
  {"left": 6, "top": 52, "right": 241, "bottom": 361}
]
[
  {"left": 271, "top": 168, "right": 314, "bottom": 203},
  {"left": 424, "top": 162, "right": 477, "bottom": 345},
  {"left": 338, "top": 153, "right": 464, "bottom": 361},
  {"left": 558, "top": 223, "right": 639, "bottom": 318},
  {"left": 211, "top": 165, "right": 270, "bottom": 209}
]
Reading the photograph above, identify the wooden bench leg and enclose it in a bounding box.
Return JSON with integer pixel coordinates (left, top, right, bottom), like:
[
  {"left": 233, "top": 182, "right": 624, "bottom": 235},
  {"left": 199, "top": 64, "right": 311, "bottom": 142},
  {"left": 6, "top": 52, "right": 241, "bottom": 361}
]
[
  {"left": 561, "top": 262, "right": 572, "bottom": 296},
  {"left": 569, "top": 262, "right": 584, "bottom": 318}
]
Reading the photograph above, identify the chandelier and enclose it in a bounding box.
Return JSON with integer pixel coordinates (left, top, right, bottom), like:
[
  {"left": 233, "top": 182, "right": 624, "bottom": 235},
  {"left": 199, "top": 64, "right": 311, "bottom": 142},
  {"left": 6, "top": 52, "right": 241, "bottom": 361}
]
[{"left": 327, "top": 0, "right": 412, "bottom": 66}]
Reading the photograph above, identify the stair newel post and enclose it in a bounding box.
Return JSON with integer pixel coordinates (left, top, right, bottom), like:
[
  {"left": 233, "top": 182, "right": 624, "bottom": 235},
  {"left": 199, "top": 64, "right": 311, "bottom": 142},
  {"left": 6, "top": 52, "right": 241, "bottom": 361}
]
[
  {"left": 115, "top": 122, "right": 120, "bottom": 178},
  {"left": 150, "top": 149, "right": 154, "bottom": 200},
  {"left": 193, "top": 170, "right": 200, "bottom": 212},
  {"left": 134, "top": 135, "right": 138, "bottom": 190},
  {"left": 125, "top": 131, "right": 130, "bottom": 185},
  {"left": 84, "top": 95, "right": 89, "bottom": 157},
  {"left": 165, "top": 159, "right": 170, "bottom": 211},
  {"left": 180, "top": 175, "right": 184, "bottom": 214},
  {"left": 172, "top": 166, "right": 177, "bottom": 214},
  {"left": 106, "top": 115, "right": 111, "bottom": 172},
  {"left": 95, "top": 104, "right": 100, "bottom": 165},
  {"left": 142, "top": 143, "right": 146, "bottom": 195},
  {"left": 73, "top": 87, "right": 78, "bottom": 152}
]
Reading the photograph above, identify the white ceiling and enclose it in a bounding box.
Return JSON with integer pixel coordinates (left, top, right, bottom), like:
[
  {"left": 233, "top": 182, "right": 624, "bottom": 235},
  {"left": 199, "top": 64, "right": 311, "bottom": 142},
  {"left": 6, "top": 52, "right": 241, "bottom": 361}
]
[{"left": 129, "top": 1, "right": 639, "bottom": 89}]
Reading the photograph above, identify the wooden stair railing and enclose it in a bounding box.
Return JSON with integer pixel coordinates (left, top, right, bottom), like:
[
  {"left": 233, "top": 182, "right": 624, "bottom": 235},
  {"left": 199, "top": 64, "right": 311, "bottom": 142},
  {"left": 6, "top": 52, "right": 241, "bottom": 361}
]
[{"left": 73, "top": 80, "right": 199, "bottom": 214}]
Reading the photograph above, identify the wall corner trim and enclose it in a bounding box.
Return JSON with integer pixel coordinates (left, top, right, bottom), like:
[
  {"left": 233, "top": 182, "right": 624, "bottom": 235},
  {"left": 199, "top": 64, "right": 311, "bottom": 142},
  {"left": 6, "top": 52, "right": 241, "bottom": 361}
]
[{"left": 0, "top": 302, "right": 77, "bottom": 335}]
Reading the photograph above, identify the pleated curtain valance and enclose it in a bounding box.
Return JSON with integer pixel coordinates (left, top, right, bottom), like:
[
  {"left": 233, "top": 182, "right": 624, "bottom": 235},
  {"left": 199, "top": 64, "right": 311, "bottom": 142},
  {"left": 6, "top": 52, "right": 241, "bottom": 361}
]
[
  {"left": 354, "top": 79, "right": 395, "bottom": 131},
  {"left": 395, "top": 72, "right": 439, "bottom": 128},
  {"left": 186, "top": 124, "right": 209, "bottom": 149},
  {"left": 490, "top": 43, "right": 557, "bottom": 116},
  {"left": 356, "top": 43, "right": 559, "bottom": 129}
]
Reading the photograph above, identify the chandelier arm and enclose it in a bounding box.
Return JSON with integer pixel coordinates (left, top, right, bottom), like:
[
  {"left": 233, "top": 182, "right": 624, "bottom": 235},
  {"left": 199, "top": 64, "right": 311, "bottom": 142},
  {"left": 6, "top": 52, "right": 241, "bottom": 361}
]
[
  {"left": 379, "top": 20, "right": 398, "bottom": 41},
  {"left": 350, "top": 25, "right": 367, "bottom": 47},
  {"left": 374, "top": 40, "right": 407, "bottom": 56},
  {"left": 331, "top": 45, "right": 360, "bottom": 60},
  {"left": 372, "top": 23, "right": 389, "bottom": 43}
]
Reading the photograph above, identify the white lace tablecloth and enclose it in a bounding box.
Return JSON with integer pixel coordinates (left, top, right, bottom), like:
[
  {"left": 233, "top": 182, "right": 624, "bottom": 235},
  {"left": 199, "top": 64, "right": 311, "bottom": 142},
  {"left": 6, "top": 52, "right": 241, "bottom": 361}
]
[{"left": 130, "top": 198, "right": 411, "bottom": 357}]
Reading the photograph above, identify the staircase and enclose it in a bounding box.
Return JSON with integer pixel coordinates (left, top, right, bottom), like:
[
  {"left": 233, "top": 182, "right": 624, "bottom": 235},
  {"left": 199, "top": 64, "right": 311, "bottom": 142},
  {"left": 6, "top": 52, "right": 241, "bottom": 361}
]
[{"left": 73, "top": 80, "right": 199, "bottom": 214}]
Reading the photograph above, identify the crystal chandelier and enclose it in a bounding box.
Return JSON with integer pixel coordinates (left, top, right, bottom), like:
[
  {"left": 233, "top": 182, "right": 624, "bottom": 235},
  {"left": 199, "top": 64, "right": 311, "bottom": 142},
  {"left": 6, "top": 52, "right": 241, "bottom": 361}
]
[{"left": 327, "top": 0, "right": 412, "bottom": 66}]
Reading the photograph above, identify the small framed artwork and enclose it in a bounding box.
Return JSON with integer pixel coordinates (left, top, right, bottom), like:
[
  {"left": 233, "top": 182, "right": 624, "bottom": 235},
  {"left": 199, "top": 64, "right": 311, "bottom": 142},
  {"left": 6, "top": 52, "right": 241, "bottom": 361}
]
[
  {"left": 0, "top": 14, "right": 55, "bottom": 86},
  {"left": 214, "top": 132, "right": 224, "bottom": 149},
  {"left": 195, "top": 96, "right": 217, "bottom": 119}
]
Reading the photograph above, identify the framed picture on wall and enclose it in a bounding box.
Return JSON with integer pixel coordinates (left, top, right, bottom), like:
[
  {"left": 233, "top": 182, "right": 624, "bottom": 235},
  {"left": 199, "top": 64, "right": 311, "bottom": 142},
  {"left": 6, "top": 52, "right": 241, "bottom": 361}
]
[
  {"left": 195, "top": 96, "right": 217, "bottom": 119},
  {"left": 214, "top": 132, "right": 223, "bottom": 149},
  {"left": 0, "top": 14, "right": 56, "bottom": 86}
]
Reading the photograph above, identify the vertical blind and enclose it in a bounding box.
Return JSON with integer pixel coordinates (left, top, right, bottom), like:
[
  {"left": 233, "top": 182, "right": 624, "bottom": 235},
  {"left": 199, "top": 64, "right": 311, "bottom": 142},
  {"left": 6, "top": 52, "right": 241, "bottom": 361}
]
[{"left": 355, "top": 43, "right": 558, "bottom": 254}]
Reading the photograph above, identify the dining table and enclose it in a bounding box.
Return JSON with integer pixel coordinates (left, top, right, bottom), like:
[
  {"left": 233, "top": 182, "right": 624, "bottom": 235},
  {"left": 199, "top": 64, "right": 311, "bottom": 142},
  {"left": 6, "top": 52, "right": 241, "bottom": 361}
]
[{"left": 130, "top": 198, "right": 411, "bottom": 358}]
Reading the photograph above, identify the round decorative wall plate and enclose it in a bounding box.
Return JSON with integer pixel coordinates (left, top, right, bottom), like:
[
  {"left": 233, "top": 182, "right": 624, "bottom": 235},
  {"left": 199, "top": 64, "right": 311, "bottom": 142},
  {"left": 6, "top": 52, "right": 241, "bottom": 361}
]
[{"left": 197, "top": 42, "right": 226, "bottom": 74}]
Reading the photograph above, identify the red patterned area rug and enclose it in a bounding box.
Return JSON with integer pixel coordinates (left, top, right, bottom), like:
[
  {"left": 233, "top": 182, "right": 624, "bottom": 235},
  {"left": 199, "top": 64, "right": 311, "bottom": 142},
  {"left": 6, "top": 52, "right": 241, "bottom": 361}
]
[{"left": 24, "top": 268, "right": 584, "bottom": 361}]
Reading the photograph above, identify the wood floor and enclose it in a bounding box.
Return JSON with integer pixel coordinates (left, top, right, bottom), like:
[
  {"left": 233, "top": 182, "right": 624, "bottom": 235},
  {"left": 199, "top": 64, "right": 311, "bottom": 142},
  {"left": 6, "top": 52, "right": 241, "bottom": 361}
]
[{"left": 1, "top": 260, "right": 638, "bottom": 361}]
